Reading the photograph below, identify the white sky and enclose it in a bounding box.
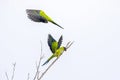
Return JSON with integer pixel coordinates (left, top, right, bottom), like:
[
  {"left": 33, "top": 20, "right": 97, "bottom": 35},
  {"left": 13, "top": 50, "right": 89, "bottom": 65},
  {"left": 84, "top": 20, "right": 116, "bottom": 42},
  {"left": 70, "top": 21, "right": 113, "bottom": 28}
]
[{"left": 0, "top": 0, "right": 120, "bottom": 80}]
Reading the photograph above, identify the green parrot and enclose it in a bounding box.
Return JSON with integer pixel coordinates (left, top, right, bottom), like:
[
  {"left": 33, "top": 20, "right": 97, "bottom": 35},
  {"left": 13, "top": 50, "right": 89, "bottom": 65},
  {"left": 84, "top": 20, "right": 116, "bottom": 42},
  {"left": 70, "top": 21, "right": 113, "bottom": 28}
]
[
  {"left": 42, "top": 34, "right": 66, "bottom": 66},
  {"left": 26, "top": 9, "right": 64, "bottom": 29}
]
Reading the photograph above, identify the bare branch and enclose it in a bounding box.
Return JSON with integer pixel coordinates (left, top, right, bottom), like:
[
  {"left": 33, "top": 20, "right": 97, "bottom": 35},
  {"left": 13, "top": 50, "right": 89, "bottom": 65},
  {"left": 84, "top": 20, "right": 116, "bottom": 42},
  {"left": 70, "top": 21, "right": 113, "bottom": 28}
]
[
  {"left": 37, "top": 71, "right": 40, "bottom": 80},
  {"left": 38, "top": 57, "right": 59, "bottom": 80},
  {"left": 11, "top": 63, "right": 16, "bottom": 80},
  {"left": 27, "top": 73, "right": 30, "bottom": 80},
  {"left": 33, "top": 41, "right": 44, "bottom": 80},
  {"left": 5, "top": 72, "right": 9, "bottom": 80},
  {"left": 66, "top": 41, "right": 74, "bottom": 49},
  {"left": 66, "top": 41, "right": 71, "bottom": 47}
]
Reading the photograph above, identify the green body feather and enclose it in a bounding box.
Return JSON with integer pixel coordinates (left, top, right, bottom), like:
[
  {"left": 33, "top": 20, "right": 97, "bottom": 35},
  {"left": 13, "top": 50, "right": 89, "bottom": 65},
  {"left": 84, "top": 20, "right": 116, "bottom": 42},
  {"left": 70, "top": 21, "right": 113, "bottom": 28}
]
[
  {"left": 26, "top": 9, "right": 64, "bottom": 29},
  {"left": 40, "top": 11, "right": 64, "bottom": 29},
  {"left": 42, "top": 47, "right": 65, "bottom": 66},
  {"left": 40, "top": 10, "right": 53, "bottom": 22},
  {"left": 42, "top": 34, "right": 65, "bottom": 66},
  {"left": 51, "top": 42, "right": 58, "bottom": 53},
  {"left": 54, "top": 47, "right": 65, "bottom": 57}
]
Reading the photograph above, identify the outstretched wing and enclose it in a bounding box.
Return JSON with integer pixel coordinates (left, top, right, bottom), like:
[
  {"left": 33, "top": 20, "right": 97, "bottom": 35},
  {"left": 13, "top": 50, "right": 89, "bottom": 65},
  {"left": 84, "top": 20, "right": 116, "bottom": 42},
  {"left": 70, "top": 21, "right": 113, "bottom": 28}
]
[
  {"left": 48, "top": 34, "right": 57, "bottom": 53},
  {"left": 58, "top": 35, "right": 63, "bottom": 48},
  {"left": 26, "top": 9, "right": 48, "bottom": 23}
]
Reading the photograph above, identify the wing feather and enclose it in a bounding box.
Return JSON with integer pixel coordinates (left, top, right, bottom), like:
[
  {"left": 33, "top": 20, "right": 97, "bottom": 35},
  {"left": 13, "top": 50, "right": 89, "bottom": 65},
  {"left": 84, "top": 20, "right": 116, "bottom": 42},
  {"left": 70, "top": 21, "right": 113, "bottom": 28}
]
[
  {"left": 58, "top": 35, "right": 63, "bottom": 48},
  {"left": 26, "top": 9, "right": 48, "bottom": 23},
  {"left": 48, "top": 34, "right": 56, "bottom": 53}
]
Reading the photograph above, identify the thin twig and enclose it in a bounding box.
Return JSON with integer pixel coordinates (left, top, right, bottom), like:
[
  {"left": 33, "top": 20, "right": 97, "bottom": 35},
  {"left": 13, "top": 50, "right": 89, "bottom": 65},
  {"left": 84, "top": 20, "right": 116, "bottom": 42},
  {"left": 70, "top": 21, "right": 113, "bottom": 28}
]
[
  {"left": 66, "top": 41, "right": 71, "bottom": 47},
  {"left": 11, "top": 63, "right": 16, "bottom": 80},
  {"left": 66, "top": 41, "right": 74, "bottom": 49},
  {"left": 27, "top": 73, "right": 30, "bottom": 80},
  {"left": 38, "top": 57, "right": 59, "bottom": 80},
  {"left": 33, "top": 41, "right": 43, "bottom": 80},
  {"left": 5, "top": 72, "right": 9, "bottom": 80},
  {"left": 37, "top": 71, "right": 40, "bottom": 80}
]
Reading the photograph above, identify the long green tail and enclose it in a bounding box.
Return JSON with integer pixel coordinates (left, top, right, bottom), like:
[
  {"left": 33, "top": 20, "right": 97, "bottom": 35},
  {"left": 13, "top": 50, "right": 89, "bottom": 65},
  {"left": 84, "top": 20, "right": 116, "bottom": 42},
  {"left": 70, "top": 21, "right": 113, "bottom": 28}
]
[
  {"left": 42, "top": 55, "right": 55, "bottom": 66},
  {"left": 51, "top": 21, "right": 64, "bottom": 29}
]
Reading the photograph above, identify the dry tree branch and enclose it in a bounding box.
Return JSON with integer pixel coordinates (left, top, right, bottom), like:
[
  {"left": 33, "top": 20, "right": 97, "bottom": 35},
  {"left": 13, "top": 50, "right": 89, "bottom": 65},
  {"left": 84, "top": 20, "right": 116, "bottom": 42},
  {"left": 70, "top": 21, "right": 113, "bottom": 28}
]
[
  {"left": 38, "top": 41, "right": 74, "bottom": 80},
  {"left": 66, "top": 41, "right": 74, "bottom": 50},
  {"left": 33, "top": 41, "right": 44, "bottom": 80},
  {"left": 37, "top": 71, "right": 40, "bottom": 80},
  {"left": 38, "top": 58, "right": 59, "bottom": 80},
  {"left": 5, "top": 63, "right": 16, "bottom": 80},
  {"left": 11, "top": 63, "right": 16, "bottom": 80},
  {"left": 5, "top": 72, "right": 9, "bottom": 80},
  {"left": 27, "top": 73, "right": 30, "bottom": 80}
]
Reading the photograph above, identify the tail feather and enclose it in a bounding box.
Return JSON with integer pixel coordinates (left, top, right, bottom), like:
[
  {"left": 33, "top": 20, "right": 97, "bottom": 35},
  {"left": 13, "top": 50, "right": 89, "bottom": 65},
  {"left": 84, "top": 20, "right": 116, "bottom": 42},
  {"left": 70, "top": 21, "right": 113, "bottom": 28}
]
[
  {"left": 42, "top": 55, "right": 55, "bottom": 66},
  {"left": 42, "top": 59, "right": 49, "bottom": 66},
  {"left": 51, "top": 21, "right": 64, "bottom": 29}
]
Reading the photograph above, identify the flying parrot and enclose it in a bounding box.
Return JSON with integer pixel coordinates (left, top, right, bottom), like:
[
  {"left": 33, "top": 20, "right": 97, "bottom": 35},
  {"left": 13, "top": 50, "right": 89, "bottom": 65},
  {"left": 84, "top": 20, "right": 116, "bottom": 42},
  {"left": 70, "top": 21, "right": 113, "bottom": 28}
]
[
  {"left": 26, "top": 9, "right": 64, "bottom": 29},
  {"left": 42, "top": 34, "right": 66, "bottom": 66}
]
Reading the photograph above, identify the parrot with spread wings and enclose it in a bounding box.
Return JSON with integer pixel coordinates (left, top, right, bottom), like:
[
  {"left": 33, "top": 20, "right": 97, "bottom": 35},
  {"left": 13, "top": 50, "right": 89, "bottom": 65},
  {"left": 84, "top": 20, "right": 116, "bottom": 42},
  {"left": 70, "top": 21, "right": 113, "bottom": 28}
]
[
  {"left": 42, "top": 34, "right": 66, "bottom": 66},
  {"left": 26, "top": 9, "right": 64, "bottom": 29}
]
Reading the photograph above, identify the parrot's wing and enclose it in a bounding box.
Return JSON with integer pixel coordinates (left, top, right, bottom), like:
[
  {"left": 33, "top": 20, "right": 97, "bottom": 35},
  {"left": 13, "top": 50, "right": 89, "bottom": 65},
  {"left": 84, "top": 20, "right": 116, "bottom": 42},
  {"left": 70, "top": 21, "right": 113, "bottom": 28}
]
[
  {"left": 48, "top": 34, "right": 57, "bottom": 53},
  {"left": 26, "top": 9, "right": 48, "bottom": 23},
  {"left": 26, "top": 9, "right": 40, "bottom": 16},
  {"left": 58, "top": 35, "right": 63, "bottom": 48}
]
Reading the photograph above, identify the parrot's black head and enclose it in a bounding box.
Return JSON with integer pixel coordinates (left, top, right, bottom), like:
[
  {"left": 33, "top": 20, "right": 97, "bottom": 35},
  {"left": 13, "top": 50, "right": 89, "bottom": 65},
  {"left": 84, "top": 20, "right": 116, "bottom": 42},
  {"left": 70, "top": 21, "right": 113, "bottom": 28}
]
[{"left": 64, "top": 47, "right": 67, "bottom": 51}]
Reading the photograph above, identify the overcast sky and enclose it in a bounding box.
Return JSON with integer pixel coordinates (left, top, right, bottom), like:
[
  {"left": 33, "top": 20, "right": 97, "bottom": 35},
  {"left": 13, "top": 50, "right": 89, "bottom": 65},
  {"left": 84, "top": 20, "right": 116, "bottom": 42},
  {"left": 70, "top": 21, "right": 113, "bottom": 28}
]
[{"left": 0, "top": 0, "right": 120, "bottom": 80}]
